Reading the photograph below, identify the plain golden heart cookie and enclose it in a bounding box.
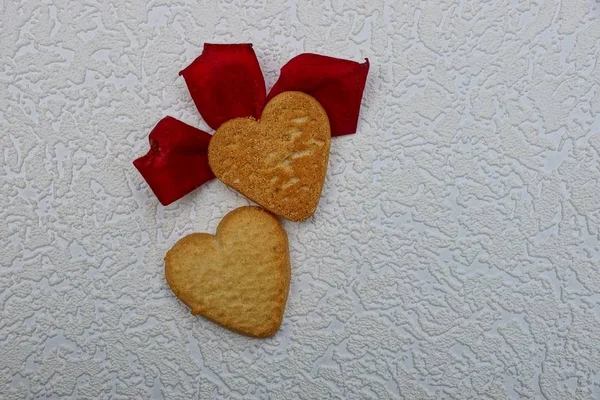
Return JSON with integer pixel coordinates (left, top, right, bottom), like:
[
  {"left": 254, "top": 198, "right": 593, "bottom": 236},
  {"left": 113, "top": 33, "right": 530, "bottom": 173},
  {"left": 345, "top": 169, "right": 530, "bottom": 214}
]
[
  {"left": 208, "top": 91, "right": 331, "bottom": 221},
  {"left": 165, "top": 206, "right": 290, "bottom": 338}
]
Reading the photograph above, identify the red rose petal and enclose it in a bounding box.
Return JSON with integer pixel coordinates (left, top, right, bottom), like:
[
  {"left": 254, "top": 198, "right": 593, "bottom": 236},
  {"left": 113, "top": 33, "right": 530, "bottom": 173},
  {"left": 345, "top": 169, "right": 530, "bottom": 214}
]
[
  {"left": 266, "top": 54, "right": 369, "bottom": 137},
  {"left": 133, "top": 117, "right": 215, "bottom": 206},
  {"left": 180, "top": 43, "right": 266, "bottom": 130}
]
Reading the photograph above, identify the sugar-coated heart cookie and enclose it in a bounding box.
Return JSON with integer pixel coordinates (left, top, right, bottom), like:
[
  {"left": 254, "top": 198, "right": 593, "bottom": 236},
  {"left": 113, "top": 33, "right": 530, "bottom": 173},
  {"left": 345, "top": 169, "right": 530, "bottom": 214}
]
[
  {"left": 208, "top": 91, "right": 331, "bottom": 221},
  {"left": 165, "top": 206, "right": 290, "bottom": 338}
]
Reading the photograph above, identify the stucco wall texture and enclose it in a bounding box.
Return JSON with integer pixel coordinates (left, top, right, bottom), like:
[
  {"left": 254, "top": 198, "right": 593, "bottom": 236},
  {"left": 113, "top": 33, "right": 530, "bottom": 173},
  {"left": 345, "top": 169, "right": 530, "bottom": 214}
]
[{"left": 2, "top": 1, "right": 600, "bottom": 399}]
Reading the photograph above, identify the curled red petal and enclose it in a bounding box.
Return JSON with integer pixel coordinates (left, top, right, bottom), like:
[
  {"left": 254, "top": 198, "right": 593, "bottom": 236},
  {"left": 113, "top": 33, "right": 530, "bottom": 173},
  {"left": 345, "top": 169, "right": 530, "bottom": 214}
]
[
  {"left": 266, "top": 54, "right": 369, "bottom": 137},
  {"left": 180, "top": 43, "right": 266, "bottom": 130},
  {"left": 133, "top": 117, "right": 215, "bottom": 206}
]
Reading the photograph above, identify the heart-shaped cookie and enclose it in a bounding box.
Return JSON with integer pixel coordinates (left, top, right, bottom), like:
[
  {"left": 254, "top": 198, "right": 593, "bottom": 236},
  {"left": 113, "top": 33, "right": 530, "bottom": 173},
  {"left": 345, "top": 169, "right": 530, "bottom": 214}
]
[
  {"left": 165, "top": 206, "right": 290, "bottom": 338},
  {"left": 209, "top": 91, "right": 331, "bottom": 221}
]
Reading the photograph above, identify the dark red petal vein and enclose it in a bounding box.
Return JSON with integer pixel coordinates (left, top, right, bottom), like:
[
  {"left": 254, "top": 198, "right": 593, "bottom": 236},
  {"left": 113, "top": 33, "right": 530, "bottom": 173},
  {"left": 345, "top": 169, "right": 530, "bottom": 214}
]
[
  {"left": 133, "top": 117, "right": 215, "bottom": 205},
  {"left": 180, "top": 43, "right": 266, "bottom": 130}
]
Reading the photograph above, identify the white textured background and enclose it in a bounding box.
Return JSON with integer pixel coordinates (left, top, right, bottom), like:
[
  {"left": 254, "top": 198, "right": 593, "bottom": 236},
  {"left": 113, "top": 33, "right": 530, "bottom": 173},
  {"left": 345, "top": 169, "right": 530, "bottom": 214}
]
[{"left": 2, "top": 0, "right": 600, "bottom": 399}]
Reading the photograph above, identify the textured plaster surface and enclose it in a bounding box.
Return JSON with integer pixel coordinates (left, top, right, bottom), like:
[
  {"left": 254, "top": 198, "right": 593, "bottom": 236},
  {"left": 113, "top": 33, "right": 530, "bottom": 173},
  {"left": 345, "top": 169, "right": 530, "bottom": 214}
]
[{"left": 2, "top": 0, "right": 600, "bottom": 399}]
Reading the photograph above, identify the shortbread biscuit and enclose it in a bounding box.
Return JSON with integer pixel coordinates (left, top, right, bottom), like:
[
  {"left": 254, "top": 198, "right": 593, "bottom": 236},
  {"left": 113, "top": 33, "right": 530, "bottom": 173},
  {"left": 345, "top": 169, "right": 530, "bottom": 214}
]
[
  {"left": 208, "top": 91, "right": 331, "bottom": 221},
  {"left": 165, "top": 206, "right": 290, "bottom": 338}
]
